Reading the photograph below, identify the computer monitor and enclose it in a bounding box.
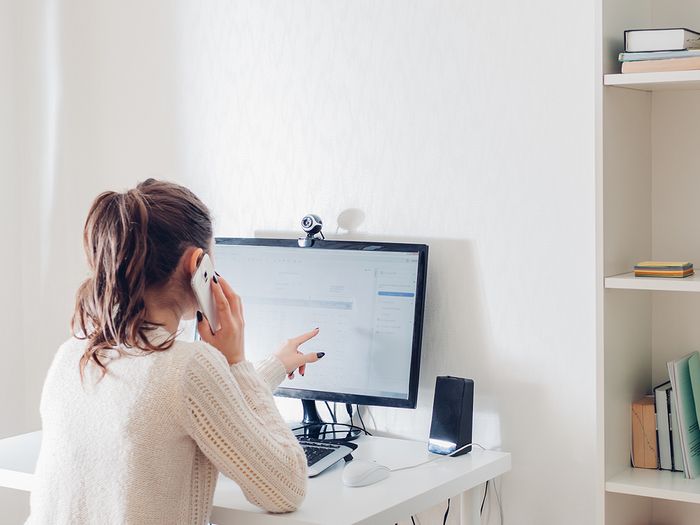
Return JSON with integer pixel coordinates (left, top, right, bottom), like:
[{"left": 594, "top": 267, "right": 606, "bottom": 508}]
[{"left": 213, "top": 238, "right": 428, "bottom": 432}]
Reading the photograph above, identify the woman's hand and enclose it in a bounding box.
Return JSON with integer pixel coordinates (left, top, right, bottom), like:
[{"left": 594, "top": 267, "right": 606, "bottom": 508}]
[
  {"left": 275, "top": 328, "right": 325, "bottom": 379},
  {"left": 197, "top": 274, "right": 245, "bottom": 366}
]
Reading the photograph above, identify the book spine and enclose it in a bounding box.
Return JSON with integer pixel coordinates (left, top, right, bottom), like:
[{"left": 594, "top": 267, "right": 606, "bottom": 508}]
[
  {"left": 669, "top": 389, "right": 684, "bottom": 472},
  {"left": 620, "top": 50, "right": 700, "bottom": 62},
  {"left": 656, "top": 388, "right": 673, "bottom": 470},
  {"left": 622, "top": 56, "right": 700, "bottom": 73},
  {"left": 623, "top": 28, "right": 700, "bottom": 52}
]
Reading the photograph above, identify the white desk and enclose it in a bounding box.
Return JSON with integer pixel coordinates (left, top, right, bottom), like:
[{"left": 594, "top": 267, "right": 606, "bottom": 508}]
[{"left": 0, "top": 431, "right": 510, "bottom": 525}]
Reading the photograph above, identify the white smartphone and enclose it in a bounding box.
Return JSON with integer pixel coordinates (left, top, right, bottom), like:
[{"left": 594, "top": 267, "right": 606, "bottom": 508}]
[{"left": 191, "top": 253, "right": 220, "bottom": 333}]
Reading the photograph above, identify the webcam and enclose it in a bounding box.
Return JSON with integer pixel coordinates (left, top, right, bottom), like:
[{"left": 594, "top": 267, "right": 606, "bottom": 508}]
[
  {"left": 298, "top": 214, "right": 324, "bottom": 247},
  {"left": 301, "top": 214, "right": 323, "bottom": 235}
]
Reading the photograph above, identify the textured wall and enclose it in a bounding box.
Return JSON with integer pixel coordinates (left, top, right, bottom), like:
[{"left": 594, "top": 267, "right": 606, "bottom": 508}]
[{"left": 5, "top": 1, "right": 598, "bottom": 523}]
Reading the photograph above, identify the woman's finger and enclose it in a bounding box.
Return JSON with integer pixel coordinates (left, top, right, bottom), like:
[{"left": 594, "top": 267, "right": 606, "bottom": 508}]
[
  {"left": 236, "top": 294, "right": 244, "bottom": 323},
  {"left": 196, "top": 310, "right": 215, "bottom": 341},
  {"left": 209, "top": 278, "right": 233, "bottom": 334},
  {"left": 211, "top": 278, "right": 231, "bottom": 316},
  {"left": 291, "top": 327, "right": 320, "bottom": 346},
  {"left": 297, "top": 351, "right": 325, "bottom": 377},
  {"left": 286, "top": 353, "right": 306, "bottom": 377},
  {"left": 217, "top": 275, "right": 243, "bottom": 321},
  {"left": 303, "top": 351, "right": 324, "bottom": 364}
]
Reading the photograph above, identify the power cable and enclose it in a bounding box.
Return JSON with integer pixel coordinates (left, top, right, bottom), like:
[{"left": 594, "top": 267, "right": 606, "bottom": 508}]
[{"left": 442, "top": 498, "right": 450, "bottom": 525}]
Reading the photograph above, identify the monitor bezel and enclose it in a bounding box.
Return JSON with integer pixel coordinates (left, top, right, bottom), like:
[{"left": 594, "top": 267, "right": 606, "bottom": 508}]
[{"left": 214, "top": 237, "right": 428, "bottom": 409}]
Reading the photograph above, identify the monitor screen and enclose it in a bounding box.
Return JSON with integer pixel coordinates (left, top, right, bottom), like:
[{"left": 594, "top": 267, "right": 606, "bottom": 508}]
[{"left": 214, "top": 238, "right": 428, "bottom": 408}]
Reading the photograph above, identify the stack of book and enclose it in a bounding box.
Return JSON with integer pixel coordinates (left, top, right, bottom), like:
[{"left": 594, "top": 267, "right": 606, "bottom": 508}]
[
  {"left": 620, "top": 28, "right": 700, "bottom": 73},
  {"left": 632, "top": 352, "right": 700, "bottom": 478},
  {"left": 647, "top": 383, "right": 683, "bottom": 472},
  {"left": 634, "top": 261, "right": 694, "bottom": 278}
]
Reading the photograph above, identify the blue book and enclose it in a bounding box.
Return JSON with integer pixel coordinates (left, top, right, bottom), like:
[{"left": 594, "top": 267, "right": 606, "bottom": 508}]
[{"left": 620, "top": 49, "right": 700, "bottom": 62}]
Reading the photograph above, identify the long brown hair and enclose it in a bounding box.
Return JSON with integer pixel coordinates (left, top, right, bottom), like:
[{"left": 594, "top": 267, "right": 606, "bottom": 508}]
[{"left": 72, "top": 179, "right": 212, "bottom": 377}]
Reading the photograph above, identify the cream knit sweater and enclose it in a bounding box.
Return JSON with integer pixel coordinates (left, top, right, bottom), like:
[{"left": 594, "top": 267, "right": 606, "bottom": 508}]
[{"left": 26, "top": 330, "right": 307, "bottom": 524}]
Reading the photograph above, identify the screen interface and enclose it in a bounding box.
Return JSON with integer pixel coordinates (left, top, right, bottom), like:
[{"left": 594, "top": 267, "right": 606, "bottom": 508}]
[{"left": 214, "top": 243, "right": 420, "bottom": 400}]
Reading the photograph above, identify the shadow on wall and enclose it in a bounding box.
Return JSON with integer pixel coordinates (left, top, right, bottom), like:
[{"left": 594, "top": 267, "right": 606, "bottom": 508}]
[{"left": 253, "top": 207, "right": 541, "bottom": 450}]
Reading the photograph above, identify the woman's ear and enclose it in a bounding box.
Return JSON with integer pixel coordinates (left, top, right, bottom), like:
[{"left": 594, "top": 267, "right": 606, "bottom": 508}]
[{"left": 186, "top": 247, "right": 204, "bottom": 276}]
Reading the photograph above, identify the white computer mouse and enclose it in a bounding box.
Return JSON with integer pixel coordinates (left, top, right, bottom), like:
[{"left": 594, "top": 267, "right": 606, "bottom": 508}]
[{"left": 342, "top": 459, "right": 391, "bottom": 487}]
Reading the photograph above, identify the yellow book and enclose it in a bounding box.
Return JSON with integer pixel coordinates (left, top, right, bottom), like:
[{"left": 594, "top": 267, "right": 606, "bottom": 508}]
[{"left": 636, "top": 261, "right": 692, "bottom": 268}]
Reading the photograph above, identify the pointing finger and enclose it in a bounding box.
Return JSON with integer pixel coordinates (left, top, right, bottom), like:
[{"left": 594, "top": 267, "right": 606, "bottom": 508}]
[{"left": 291, "top": 327, "right": 320, "bottom": 346}]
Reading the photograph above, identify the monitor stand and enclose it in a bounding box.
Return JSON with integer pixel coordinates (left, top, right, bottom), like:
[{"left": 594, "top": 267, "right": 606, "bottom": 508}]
[{"left": 292, "top": 399, "right": 361, "bottom": 442}]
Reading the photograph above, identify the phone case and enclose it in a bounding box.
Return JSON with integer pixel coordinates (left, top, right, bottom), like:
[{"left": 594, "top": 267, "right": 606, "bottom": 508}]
[{"left": 191, "top": 254, "right": 220, "bottom": 333}]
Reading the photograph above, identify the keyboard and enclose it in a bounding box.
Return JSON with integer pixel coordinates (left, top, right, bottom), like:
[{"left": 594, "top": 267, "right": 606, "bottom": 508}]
[
  {"left": 303, "top": 442, "right": 339, "bottom": 466},
  {"left": 298, "top": 438, "right": 355, "bottom": 477}
]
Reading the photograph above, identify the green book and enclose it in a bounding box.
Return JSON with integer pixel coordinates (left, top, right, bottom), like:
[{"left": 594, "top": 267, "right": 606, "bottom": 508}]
[{"left": 667, "top": 352, "right": 700, "bottom": 479}]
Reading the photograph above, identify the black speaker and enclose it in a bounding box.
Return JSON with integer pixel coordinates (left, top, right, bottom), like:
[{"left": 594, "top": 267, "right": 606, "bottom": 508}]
[{"left": 428, "top": 376, "right": 474, "bottom": 456}]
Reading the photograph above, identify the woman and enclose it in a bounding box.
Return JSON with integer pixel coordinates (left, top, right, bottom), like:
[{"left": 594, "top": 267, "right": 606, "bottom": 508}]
[{"left": 27, "top": 179, "right": 322, "bottom": 524}]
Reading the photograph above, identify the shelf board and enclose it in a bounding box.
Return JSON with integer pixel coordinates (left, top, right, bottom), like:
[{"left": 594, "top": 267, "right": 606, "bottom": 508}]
[
  {"left": 604, "top": 272, "right": 700, "bottom": 292},
  {"left": 604, "top": 70, "right": 700, "bottom": 91},
  {"left": 606, "top": 468, "right": 700, "bottom": 504}
]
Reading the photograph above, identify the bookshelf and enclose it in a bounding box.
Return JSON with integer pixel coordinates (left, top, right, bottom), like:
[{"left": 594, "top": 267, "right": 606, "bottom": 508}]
[
  {"left": 604, "top": 71, "right": 700, "bottom": 91},
  {"left": 606, "top": 468, "right": 700, "bottom": 504},
  {"left": 601, "top": 2, "right": 700, "bottom": 524},
  {"left": 605, "top": 273, "right": 700, "bottom": 292}
]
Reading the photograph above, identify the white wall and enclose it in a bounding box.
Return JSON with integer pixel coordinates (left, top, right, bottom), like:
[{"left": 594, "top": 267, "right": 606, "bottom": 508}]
[
  {"left": 4, "top": 1, "right": 599, "bottom": 523},
  {"left": 0, "top": 0, "right": 23, "bottom": 437},
  {"left": 0, "top": 1, "right": 30, "bottom": 521}
]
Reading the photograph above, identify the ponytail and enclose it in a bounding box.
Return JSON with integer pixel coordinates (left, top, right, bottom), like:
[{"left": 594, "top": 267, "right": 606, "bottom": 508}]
[{"left": 72, "top": 179, "right": 212, "bottom": 378}]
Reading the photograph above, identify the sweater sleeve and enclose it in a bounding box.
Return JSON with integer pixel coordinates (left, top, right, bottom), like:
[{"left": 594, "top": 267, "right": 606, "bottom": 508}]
[
  {"left": 178, "top": 343, "right": 307, "bottom": 513},
  {"left": 254, "top": 355, "right": 288, "bottom": 390}
]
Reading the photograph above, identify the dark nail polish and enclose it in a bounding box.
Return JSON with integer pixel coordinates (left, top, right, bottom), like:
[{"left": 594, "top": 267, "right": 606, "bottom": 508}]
[
  {"left": 196, "top": 311, "right": 203, "bottom": 322},
  {"left": 212, "top": 275, "right": 218, "bottom": 283},
  {"left": 215, "top": 271, "right": 220, "bottom": 277},
  {"left": 316, "top": 352, "right": 325, "bottom": 358}
]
